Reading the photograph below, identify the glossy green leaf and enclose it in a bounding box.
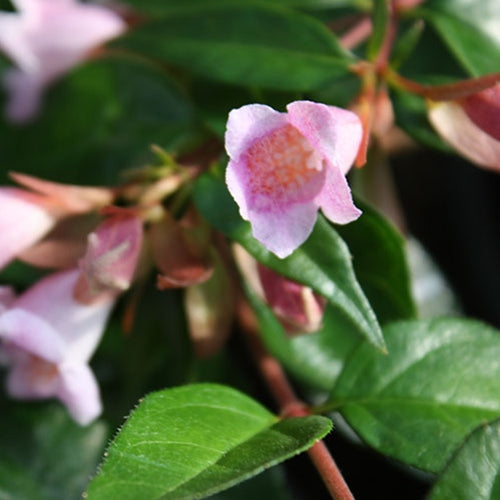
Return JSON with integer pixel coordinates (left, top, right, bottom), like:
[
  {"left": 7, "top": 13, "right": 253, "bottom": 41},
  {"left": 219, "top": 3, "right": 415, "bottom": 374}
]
[
  {"left": 121, "top": 0, "right": 365, "bottom": 19},
  {"left": 330, "top": 317, "right": 500, "bottom": 472},
  {"left": 0, "top": 57, "right": 197, "bottom": 185},
  {"left": 336, "top": 199, "right": 416, "bottom": 324},
  {"left": 114, "top": 3, "right": 353, "bottom": 92},
  {"left": 86, "top": 384, "right": 332, "bottom": 500},
  {"left": 0, "top": 403, "right": 108, "bottom": 500},
  {"left": 367, "top": 0, "right": 389, "bottom": 61},
  {"left": 420, "top": 0, "right": 500, "bottom": 76},
  {"left": 249, "top": 289, "right": 362, "bottom": 391},
  {"left": 193, "top": 172, "right": 384, "bottom": 350},
  {"left": 429, "top": 419, "right": 500, "bottom": 500}
]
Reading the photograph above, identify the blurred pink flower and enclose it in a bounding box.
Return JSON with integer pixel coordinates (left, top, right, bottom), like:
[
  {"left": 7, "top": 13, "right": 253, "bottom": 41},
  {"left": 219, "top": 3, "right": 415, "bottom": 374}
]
[
  {"left": 0, "top": 187, "right": 56, "bottom": 270},
  {"left": 225, "top": 101, "right": 362, "bottom": 258},
  {"left": 0, "top": 0, "right": 126, "bottom": 123},
  {"left": 0, "top": 174, "right": 115, "bottom": 271},
  {"left": 428, "top": 85, "right": 500, "bottom": 172},
  {"left": 0, "top": 269, "right": 115, "bottom": 425},
  {"left": 74, "top": 211, "right": 143, "bottom": 303}
]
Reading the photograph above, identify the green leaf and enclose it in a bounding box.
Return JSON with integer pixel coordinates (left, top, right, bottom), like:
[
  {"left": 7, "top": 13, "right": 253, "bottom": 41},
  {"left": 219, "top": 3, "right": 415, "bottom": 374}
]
[
  {"left": 336, "top": 199, "right": 416, "bottom": 324},
  {"left": 193, "top": 172, "right": 385, "bottom": 350},
  {"left": 330, "top": 317, "right": 500, "bottom": 472},
  {"left": 428, "top": 419, "right": 500, "bottom": 500},
  {"left": 0, "top": 57, "right": 197, "bottom": 185},
  {"left": 85, "top": 384, "right": 332, "bottom": 500},
  {"left": 419, "top": 0, "right": 500, "bottom": 76},
  {"left": 0, "top": 403, "right": 108, "bottom": 500},
  {"left": 367, "top": 0, "right": 389, "bottom": 61},
  {"left": 249, "top": 291, "right": 362, "bottom": 391},
  {"left": 114, "top": 2, "right": 353, "bottom": 91},
  {"left": 391, "top": 88, "right": 452, "bottom": 153}
]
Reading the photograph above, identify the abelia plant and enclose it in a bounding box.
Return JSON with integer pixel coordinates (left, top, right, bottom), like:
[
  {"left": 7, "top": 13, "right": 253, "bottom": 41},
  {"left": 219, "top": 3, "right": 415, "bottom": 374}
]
[{"left": 1, "top": 0, "right": 500, "bottom": 499}]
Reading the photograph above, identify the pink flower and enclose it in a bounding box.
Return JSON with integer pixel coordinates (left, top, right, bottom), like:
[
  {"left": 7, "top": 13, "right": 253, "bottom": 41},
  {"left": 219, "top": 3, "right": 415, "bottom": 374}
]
[
  {"left": 0, "top": 173, "right": 115, "bottom": 271},
  {"left": 0, "top": 0, "right": 126, "bottom": 123},
  {"left": 0, "top": 187, "right": 56, "bottom": 270},
  {"left": 225, "top": 101, "right": 362, "bottom": 258},
  {"left": 428, "top": 85, "right": 500, "bottom": 172},
  {"left": 0, "top": 269, "right": 115, "bottom": 425}
]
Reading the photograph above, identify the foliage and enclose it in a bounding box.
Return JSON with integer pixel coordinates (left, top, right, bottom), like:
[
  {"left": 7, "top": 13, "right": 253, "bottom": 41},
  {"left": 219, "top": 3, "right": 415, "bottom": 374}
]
[{"left": 0, "top": 0, "right": 500, "bottom": 499}]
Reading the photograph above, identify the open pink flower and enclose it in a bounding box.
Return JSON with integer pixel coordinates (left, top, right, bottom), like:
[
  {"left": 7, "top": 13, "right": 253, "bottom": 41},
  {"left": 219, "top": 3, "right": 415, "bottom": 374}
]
[
  {"left": 0, "top": 0, "right": 126, "bottom": 123},
  {"left": 0, "top": 269, "right": 115, "bottom": 425},
  {"left": 428, "top": 85, "right": 500, "bottom": 172},
  {"left": 225, "top": 101, "right": 362, "bottom": 258}
]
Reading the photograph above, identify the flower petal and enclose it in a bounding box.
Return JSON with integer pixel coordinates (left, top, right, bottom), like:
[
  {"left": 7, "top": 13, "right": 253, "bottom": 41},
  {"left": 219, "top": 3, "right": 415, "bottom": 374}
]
[
  {"left": 225, "top": 104, "right": 287, "bottom": 160},
  {"left": 0, "top": 188, "right": 55, "bottom": 270},
  {"left": 316, "top": 163, "right": 362, "bottom": 224},
  {"left": 12, "top": 269, "right": 115, "bottom": 363},
  {"left": 429, "top": 101, "right": 500, "bottom": 171},
  {"left": 286, "top": 100, "right": 362, "bottom": 174},
  {"left": 56, "top": 363, "right": 102, "bottom": 425},
  {"left": 0, "top": 308, "right": 66, "bottom": 362},
  {"left": 5, "top": 349, "right": 60, "bottom": 399},
  {"left": 248, "top": 202, "right": 319, "bottom": 259},
  {"left": 2, "top": 67, "right": 45, "bottom": 122}
]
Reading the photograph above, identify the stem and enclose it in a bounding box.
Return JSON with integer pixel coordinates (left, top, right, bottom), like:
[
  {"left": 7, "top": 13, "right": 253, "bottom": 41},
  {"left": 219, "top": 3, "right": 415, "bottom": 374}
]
[
  {"left": 309, "top": 441, "right": 356, "bottom": 500},
  {"left": 340, "top": 17, "right": 373, "bottom": 50},
  {"left": 241, "top": 316, "right": 355, "bottom": 499},
  {"left": 386, "top": 69, "right": 500, "bottom": 101}
]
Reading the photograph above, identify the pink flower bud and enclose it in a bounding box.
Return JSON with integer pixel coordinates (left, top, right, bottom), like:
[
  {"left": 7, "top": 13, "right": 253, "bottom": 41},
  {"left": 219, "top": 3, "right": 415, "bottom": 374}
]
[
  {"left": 0, "top": 0, "right": 126, "bottom": 123},
  {"left": 0, "top": 269, "right": 115, "bottom": 425},
  {"left": 74, "top": 211, "right": 143, "bottom": 303},
  {"left": 225, "top": 101, "right": 362, "bottom": 258},
  {"left": 257, "top": 264, "right": 326, "bottom": 335},
  {"left": 233, "top": 244, "right": 326, "bottom": 335},
  {"left": 428, "top": 84, "right": 500, "bottom": 171}
]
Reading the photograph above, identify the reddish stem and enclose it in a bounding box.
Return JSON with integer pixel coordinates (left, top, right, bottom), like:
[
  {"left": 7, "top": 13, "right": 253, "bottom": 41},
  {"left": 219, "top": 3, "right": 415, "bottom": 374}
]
[
  {"left": 387, "top": 69, "right": 500, "bottom": 101},
  {"left": 240, "top": 306, "right": 355, "bottom": 500},
  {"left": 340, "top": 17, "right": 373, "bottom": 50}
]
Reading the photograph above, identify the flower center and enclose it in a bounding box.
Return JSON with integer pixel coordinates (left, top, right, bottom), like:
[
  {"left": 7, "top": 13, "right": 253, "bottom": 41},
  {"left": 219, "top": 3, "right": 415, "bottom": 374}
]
[{"left": 244, "top": 124, "right": 323, "bottom": 201}]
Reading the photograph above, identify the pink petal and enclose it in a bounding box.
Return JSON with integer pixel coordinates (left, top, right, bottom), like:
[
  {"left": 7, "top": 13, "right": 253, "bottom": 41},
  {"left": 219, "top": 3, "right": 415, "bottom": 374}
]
[
  {"left": 316, "top": 164, "right": 362, "bottom": 224},
  {"left": 74, "top": 213, "right": 143, "bottom": 303},
  {"left": 248, "top": 202, "right": 319, "bottom": 259},
  {"left": 286, "top": 100, "right": 362, "bottom": 175},
  {"left": 2, "top": 67, "right": 45, "bottom": 122},
  {"left": 0, "top": 0, "right": 126, "bottom": 123},
  {"left": 56, "top": 363, "right": 102, "bottom": 425},
  {"left": 0, "top": 308, "right": 66, "bottom": 362},
  {"left": 429, "top": 101, "right": 500, "bottom": 171},
  {"left": 225, "top": 104, "right": 287, "bottom": 160},
  {"left": 462, "top": 85, "right": 500, "bottom": 142},
  {"left": 0, "top": 187, "right": 55, "bottom": 270},
  {"left": 5, "top": 350, "right": 60, "bottom": 399},
  {"left": 0, "top": 13, "right": 38, "bottom": 72},
  {"left": 12, "top": 269, "right": 115, "bottom": 363},
  {"left": 0, "top": 286, "right": 16, "bottom": 313},
  {"left": 227, "top": 123, "right": 326, "bottom": 214},
  {"left": 10, "top": 172, "right": 115, "bottom": 213}
]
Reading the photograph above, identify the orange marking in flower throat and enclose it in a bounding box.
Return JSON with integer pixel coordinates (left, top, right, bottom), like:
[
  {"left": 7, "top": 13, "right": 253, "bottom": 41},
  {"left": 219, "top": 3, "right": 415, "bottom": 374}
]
[{"left": 244, "top": 124, "right": 323, "bottom": 199}]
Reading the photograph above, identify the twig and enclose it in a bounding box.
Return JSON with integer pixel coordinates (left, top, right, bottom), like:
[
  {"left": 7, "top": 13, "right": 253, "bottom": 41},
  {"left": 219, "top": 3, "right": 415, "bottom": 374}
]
[{"left": 239, "top": 306, "right": 355, "bottom": 500}]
